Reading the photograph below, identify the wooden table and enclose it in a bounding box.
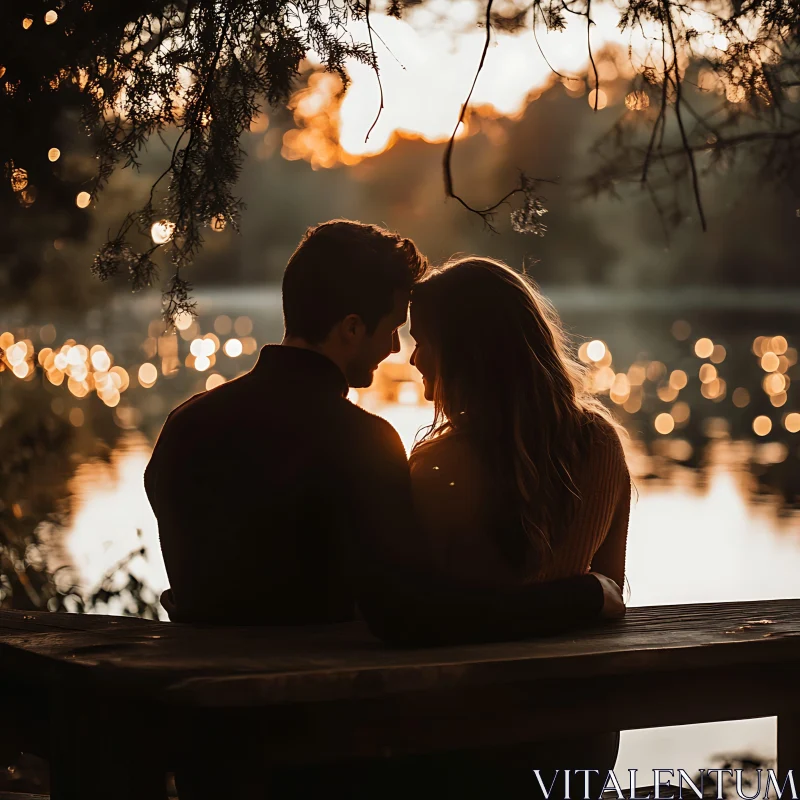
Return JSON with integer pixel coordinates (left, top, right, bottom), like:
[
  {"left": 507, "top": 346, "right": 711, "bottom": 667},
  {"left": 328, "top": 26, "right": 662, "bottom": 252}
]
[{"left": 2, "top": 600, "right": 799, "bottom": 799}]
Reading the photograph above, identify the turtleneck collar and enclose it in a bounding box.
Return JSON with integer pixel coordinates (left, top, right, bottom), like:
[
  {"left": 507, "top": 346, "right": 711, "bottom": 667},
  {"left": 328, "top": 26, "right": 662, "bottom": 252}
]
[{"left": 253, "top": 345, "right": 349, "bottom": 398}]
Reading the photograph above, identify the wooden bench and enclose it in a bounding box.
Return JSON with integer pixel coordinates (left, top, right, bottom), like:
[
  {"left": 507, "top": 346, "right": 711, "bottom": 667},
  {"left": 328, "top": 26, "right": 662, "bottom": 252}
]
[{"left": 1, "top": 600, "right": 799, "bottom": 800}]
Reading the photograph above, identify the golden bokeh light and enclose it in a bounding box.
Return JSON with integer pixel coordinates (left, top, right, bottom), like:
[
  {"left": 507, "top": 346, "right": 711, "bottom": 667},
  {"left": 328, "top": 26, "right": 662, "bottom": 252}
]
[
  {"left": 763, "top": 372, "right": 786, "bottom": 395},
  {"left": 657, "top": 384, "right": 679, "bottom": 403},
  {"left": 47, "top": 147, "right": 61, "bottom": 162},
  {"left": 694, "top": 338, "right": 714, "bottom": 359},
  {"left": 151, "top": 220, "right": 176, "bottom": 245},
  {"left": 111, "top": 366, "right": 130, "bottom": 392},
  {"left": 591, "top": 366, "right": 615, "bottom": 393},
  {"left": 587, "top": 89, "right": 608, "bottom": 110},
  {"left": 586, "top": 340, "right": 606, "bottom": 363},
  {"left": 770, "top": 336, "right": 788, "bottom": 355},
  {"left": 752, "top": 336, "right": 766, "bottom": 357},
  {"left": 203, "top": 333, "right": 219, "bottom": 355},
  {"left": 710, "top": 344, "right": 726, "bottom": 364},
  {"left": 90, "top": 348, "right": 111, "bottom": 371},
  {"left": 234, "top": 316, "right": 253, "bottom": 337},
  {"left": 194, "top": 355, "right": 211, "bottom": 372},
  {"left": 646, "top": 361, "right": 666, "bottom": 382},
  {"left": 214, "top": 315, "right": 232, "bottom": 335},
  {"left": 206, "top": 373, "right": 226, "bottom": 391},
  {"left": 22, "top": 17, "right": 33, "bottom": 29},
  {"left": 654, "top": 413, "right": 675, "bottom": 435},
  {"left": 753, "top": 416, "right": 772, "bottom": 436},
  {"left": 138, "top": 362, "right": 158, "bottom": 387},
  {"left": 12, "top": 361, "right": 30, "bottom": 379},
  {"left": 669, "top": 369, "right": 687, "bottom": 390},
  {"left": 69, "top": 408, "right": 84, "bottom": 427},
  {"left": 6, "top": 342, "right": 27, "bottom": 367},
  {"left": 761, "top": 352, "right": 780, "bottom": 372},
  {"left": 623, "top": 393, "right": 642, "bottom": 414},
  {"left": 174, "top": 311, "right": 194, "bottom": 331},
  {"left": 699, "top": 364, "right": 717, "bottom": 384},
  {"left": 784, "top": 413, "right": 800, "bottom": 434},
  {"left": 76, "top": 191, "right": 91, "bottom": 208},
  {"left": 627, "top": 363, "right": 646, "bottom": 386},
  {"left": 67, "top": 378, "right": 89, "bottom": 398},
  {"left": 45, "top": 10, "right": 58, "bottom": 24},
  {"left": 240, "top": 337, "right": 258, "bottom": 355},
  {"left": 609, "top": 373, "right": 630, "bottom": 405},
  {"left": 223, "top": 338, "right": 243, "bottom": 357},
  {"left": 770, "top": 392, "right": 787, "bottom": 408},
  {"left": 37, "top": 347, "right": 52, "bottom": 367},
  {"left": 671, "top": 401, "right": 690, "bottom": 424}
]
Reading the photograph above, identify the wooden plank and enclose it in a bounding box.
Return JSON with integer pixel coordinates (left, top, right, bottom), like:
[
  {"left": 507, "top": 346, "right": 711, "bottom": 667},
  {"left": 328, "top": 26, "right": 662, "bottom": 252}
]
[
  {"left": 1, "top": 601, "right": 799, "bottom": 707},
  {"left": 167, "top": 660, "right": 799, "bottom": 766}
]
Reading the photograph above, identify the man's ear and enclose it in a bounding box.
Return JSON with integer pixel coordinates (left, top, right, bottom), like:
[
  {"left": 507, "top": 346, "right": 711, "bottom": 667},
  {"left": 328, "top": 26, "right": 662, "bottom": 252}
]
[{"left": 338, "top": 313, "right": 366, "bottom": 345}]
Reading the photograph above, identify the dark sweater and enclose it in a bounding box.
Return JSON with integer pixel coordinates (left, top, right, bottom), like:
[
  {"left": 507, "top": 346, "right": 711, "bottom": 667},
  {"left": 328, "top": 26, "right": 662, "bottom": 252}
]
[{"left": 145, "top": 345, "right": 604, "bottom": 645}]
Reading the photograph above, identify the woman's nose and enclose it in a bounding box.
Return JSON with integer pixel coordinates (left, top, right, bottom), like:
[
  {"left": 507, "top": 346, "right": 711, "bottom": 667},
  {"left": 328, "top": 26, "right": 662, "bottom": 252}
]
[
  {"left": 392, "top": 330, "right": 401, "bottom": 353},
  {"left": 409, "top": 345, "right": 418, "bottom": 366}
]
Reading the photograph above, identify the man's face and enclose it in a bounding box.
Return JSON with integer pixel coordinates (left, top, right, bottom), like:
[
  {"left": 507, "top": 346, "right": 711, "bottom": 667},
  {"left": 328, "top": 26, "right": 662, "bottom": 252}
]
[{"left": 344, "top": 289, "right": 409, "bottom": 388}]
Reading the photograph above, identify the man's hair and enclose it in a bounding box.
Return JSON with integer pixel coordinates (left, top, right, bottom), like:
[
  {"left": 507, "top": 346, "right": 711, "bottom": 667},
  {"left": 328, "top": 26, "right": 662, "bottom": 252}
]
[{"left": 282, "top": 219, "right": 428, "bottom": 344}]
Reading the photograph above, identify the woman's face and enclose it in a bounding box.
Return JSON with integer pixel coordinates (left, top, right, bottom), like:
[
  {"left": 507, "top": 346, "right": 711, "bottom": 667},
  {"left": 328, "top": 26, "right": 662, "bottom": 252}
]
[{"left": 409, "top": 306, "right": 437, "bottom": 402}]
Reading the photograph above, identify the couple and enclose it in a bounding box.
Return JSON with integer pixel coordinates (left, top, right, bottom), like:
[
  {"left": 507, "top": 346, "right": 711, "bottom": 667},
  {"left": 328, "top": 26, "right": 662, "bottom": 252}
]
[{"left": 145, "top": 219, "right": 631, "bottom": 797}]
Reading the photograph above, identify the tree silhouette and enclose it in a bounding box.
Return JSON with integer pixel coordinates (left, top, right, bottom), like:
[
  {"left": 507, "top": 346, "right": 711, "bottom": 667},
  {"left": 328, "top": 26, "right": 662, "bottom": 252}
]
[{"left": 2, "top": 0, "right": 798, "bottom": 319}]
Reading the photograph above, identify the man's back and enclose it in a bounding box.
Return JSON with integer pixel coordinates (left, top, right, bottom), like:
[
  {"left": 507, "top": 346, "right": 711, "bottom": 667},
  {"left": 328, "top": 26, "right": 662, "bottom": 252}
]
[{"left": 146, "top": 345, "right": 408, "bottom": 625}]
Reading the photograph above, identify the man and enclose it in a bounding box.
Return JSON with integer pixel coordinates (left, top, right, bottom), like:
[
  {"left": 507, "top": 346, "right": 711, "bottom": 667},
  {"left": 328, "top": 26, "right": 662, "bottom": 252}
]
[{"left": 146, "top": 219, "right": 624, "bottom": 644}]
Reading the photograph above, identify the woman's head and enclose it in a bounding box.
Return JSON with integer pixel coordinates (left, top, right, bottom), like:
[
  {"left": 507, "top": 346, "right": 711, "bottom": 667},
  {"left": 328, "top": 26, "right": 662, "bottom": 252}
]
[{"left": 410, "top": 256, "right": 618, "bottom": 575}]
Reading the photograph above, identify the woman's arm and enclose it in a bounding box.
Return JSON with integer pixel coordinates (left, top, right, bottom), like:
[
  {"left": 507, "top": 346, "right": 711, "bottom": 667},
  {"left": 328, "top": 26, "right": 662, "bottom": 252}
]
[{"left": 589, "top": 479, "right": 631, "bottom": 590}]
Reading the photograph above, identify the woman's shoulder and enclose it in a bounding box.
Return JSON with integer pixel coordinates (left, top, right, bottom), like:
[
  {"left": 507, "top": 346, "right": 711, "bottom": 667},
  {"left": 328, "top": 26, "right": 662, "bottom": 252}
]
[
  {"left": 410, "top": 431, "right": 474, "bottom": 469},
  {"left": 580, "top": 411, "right": 630, "bottom": 476}
]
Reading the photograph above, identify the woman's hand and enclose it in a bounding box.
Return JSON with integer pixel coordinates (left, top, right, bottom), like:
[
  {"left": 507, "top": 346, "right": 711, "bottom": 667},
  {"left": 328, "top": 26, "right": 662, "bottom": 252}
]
[{"left": 589, "top": 572, "right": 626, "bottom": 619}]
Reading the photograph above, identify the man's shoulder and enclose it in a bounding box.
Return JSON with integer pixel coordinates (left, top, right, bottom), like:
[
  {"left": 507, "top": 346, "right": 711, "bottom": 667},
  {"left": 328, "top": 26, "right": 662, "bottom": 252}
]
[
  {"left": 335, "top": 397, "right": 406, "bottom": 455},
  {"left": 164, "top": 372, "right": 250, "bottom": 427}
]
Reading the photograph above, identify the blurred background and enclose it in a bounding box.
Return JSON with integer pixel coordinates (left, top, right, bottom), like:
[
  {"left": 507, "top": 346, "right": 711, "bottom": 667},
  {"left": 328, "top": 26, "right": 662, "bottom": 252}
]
[{"left": 2, "top": 0, "right": 800, "bottom": 785}]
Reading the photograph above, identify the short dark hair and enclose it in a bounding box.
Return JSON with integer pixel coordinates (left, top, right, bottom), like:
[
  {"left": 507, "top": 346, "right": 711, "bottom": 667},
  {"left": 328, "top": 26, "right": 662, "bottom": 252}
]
[{"left": 282, "top": 220, "right": 428, "bottom": 344}]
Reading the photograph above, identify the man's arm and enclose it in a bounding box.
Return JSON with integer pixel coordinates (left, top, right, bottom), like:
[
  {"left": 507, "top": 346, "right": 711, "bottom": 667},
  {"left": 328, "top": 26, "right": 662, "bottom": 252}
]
[{"left": 342, "top": 414, "right": 620, "bottom": 646}]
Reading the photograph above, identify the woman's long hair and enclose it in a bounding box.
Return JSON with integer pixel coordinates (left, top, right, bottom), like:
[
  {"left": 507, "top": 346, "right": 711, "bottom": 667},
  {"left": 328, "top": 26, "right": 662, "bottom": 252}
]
[{"left": 412, "top": 256, "right": 623, "bottom": 579}]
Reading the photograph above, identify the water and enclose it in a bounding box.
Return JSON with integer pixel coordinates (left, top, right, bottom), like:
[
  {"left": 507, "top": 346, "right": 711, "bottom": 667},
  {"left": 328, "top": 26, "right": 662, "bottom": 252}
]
[{"left": 4, "top": 285, "right": 800, "bottom": 776}]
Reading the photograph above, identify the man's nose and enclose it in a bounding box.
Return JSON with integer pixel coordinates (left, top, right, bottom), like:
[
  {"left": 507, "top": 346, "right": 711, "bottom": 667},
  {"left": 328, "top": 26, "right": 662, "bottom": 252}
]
[
  {"left": 392, "top": 331, "right": 401, "bottom": 354},
  {"left": 409, "top": 345, "right": 417, "bottom": 366}
]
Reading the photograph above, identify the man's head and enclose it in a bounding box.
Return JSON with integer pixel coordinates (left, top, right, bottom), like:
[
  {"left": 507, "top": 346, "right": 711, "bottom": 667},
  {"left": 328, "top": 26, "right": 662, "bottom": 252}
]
[{"left": 282, "top": 220, "right": 428, "bottom": 387}]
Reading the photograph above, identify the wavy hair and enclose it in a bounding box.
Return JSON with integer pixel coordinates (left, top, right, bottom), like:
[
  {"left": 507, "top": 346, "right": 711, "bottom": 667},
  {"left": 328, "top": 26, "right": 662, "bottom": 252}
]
[{"left": 411, "top": 256, "right": 625, "bottom": 579}]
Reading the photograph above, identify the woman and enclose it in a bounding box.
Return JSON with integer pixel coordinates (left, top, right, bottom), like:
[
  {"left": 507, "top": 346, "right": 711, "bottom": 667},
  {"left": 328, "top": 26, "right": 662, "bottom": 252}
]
[{"left": 407, "top": 256, "right": 631, "bottom": 796}]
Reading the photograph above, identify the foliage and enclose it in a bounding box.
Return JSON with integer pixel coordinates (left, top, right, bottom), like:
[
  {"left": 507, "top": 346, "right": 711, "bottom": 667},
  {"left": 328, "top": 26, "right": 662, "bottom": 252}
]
[
  {"left": 1, "top": 0, "right": 799, "bottom": 319},
  {"left": 0, "top": 369, "right": 160, "bottom": 618}
]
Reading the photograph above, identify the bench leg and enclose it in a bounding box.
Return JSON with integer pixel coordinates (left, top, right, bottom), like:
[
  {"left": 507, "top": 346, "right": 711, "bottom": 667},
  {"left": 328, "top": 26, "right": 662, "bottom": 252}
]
[
  {"left": 777, "top": 712, "right": 800, "bottom": 789},
  {"left": 49, "top": 694, "right": 167, "bottom": 800}
]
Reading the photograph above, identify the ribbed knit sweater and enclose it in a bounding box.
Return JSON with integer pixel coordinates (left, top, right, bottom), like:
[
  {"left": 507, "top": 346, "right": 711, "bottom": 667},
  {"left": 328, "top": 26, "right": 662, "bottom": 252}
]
[{"left": 409, "top": 418, "right": 631, "bottom": 590}]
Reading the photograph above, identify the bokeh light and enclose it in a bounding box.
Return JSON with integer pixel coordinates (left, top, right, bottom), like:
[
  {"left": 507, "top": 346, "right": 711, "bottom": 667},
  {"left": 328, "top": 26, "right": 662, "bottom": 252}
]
[
  {"left": 654, "top": 413, "right": 675, "bottom": 435},
  {"left": 223, "top": 338, "right": 243, "bottom": 357},
  {"left": 694, "top": 338, "right": 714, "bottom": 358},
  {"left": 151, "top": 220, "right": 176, "bottom": 245},
  {"left": 138, "top": 363, "right": 158, "bottom": 387},
  {"left": 753, "top": 416, "right": 772, "bottom": 436}
]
